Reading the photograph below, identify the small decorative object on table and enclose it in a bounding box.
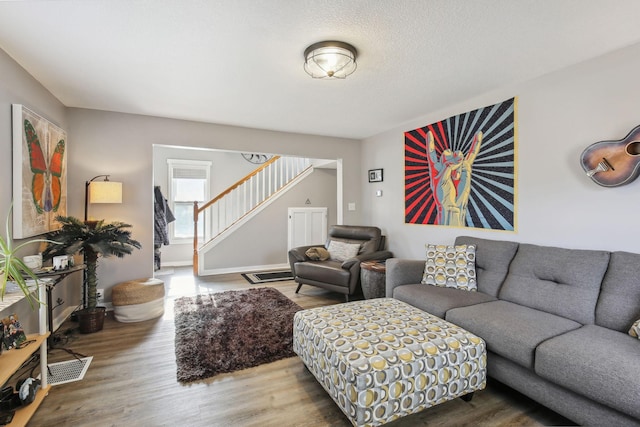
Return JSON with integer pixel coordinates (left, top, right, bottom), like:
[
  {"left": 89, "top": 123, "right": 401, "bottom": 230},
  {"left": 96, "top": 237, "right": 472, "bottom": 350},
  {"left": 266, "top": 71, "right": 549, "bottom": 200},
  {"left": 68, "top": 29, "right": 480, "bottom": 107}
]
[
  {"left": 2, "top": 314, "right": 27, "bottom": 350},
  {"left": 360, "top": 260, "right": 387, "bottom": 299},
  {"left": 52, "top": 255, "right": 70, "bottom": 271},
  {"left": 22, "top": 254, "right": 42, "bottom": 270}
]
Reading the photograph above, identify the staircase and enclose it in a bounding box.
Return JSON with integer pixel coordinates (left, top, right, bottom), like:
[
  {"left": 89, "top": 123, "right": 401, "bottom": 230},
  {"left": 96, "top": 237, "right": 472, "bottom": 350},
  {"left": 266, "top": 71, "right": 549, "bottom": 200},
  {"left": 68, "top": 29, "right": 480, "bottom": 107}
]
[{"left": 193, "top": 156, "right": 313, "bottom": 274}]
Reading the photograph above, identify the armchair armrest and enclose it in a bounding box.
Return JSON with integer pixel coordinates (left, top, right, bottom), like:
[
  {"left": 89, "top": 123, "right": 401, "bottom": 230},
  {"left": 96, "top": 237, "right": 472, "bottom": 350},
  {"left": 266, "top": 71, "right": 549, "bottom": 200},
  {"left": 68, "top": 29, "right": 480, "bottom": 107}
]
[
  {"left": 385, "top": 258, "right": 425, "bottom": 297},
  {"left": 288, "top": 244, "right": 326, "bottom": 275},
  {"left": 288, "top": 245, "right": 321, "bottom": 263},
  {"left": 341, "top": 250, "right": 393, "bottom": 269}
]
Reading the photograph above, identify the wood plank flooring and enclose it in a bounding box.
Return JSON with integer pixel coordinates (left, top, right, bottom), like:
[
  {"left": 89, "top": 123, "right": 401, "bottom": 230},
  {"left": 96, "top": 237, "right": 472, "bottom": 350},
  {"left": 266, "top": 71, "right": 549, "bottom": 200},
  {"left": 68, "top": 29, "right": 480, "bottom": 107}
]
[{"left": 28, "top": 267, "right": 575, "bottom": 426}]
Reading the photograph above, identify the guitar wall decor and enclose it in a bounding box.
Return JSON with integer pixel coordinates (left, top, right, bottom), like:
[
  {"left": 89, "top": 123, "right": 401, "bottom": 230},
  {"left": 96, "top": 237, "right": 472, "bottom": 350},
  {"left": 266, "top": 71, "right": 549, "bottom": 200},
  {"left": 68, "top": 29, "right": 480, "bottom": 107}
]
[{"left": 580, "top": 124, "right": 640, "bottom": 187}]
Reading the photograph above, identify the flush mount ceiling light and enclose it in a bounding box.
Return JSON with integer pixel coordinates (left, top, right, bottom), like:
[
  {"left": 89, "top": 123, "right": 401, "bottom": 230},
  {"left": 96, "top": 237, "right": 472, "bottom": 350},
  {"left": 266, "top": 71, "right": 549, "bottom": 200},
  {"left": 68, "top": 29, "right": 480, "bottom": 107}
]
[{"left": 303, "top": 41, "right": 357, "bottom": 79}]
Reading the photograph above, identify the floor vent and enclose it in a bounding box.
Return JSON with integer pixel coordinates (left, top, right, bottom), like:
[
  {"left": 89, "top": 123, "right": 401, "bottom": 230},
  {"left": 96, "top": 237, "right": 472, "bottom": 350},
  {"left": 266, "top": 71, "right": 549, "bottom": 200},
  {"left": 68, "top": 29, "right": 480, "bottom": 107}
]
[{"left": 42, "top": 356, "right": 93, "bottom": 386}]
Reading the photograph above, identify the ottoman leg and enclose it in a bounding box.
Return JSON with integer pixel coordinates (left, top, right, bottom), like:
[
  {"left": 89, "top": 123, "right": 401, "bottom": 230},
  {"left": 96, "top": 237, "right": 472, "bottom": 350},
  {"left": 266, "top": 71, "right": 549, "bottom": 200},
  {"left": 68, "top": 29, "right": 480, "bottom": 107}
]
[
  {"left": 295, "top": 283, "right": 302, "bottom": 293},
  {"left": 461, "top": 392, "right": 475, "bottom": 402}
]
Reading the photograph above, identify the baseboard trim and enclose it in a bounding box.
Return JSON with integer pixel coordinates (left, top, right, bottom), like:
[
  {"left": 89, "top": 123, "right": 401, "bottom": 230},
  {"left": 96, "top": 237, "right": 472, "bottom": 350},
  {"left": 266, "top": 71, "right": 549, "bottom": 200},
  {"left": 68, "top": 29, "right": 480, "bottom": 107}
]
[
  {"left": 53, "top": 303, "right": 116, "bottom": 331},
  {"left": 158, "top": 261, "right": 192, "bottom": 268},
  {"left": 52, "top": 305, "right": 78, "bottom": 332},
  {"left": 199, "top": 263, "right": 290, "bottom": 277}
]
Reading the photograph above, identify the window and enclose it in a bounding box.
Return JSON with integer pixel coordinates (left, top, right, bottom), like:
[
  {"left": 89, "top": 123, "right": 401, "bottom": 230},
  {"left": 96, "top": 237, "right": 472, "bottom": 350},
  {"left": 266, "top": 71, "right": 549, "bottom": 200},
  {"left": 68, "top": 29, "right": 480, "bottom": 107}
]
[{"left": 167, "top": 159, "right": 211, "bottom": 240}]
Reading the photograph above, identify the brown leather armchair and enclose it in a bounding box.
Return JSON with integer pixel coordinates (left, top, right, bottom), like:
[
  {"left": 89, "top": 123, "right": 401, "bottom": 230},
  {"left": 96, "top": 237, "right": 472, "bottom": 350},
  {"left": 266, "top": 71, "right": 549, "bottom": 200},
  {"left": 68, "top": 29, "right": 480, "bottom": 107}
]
[{"left": 288, "top": 225, "right": 392, "bottom": 301}]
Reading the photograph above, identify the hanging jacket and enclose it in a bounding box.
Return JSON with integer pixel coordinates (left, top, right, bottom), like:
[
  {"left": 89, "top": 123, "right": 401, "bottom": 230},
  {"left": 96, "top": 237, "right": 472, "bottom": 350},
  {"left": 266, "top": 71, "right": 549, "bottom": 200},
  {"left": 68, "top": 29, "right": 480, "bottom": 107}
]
[{"left": 154, "top": 186, "right": 175, "bottom": 246}]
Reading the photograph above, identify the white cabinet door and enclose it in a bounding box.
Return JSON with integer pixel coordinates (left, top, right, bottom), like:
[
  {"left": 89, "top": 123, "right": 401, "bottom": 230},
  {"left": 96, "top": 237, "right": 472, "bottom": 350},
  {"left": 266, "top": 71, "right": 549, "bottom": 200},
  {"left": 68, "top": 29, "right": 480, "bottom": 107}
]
[{"left": 288, "top": 207, "right": 328, "bottom": 250}]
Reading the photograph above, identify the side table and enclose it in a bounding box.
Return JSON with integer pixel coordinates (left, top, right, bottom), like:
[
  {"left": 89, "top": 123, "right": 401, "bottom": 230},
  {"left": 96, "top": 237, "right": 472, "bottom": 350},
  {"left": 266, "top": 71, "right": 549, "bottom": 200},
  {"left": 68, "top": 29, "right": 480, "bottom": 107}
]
[{"left": 360, "top": 260, "right": 387, "bottom": 299}]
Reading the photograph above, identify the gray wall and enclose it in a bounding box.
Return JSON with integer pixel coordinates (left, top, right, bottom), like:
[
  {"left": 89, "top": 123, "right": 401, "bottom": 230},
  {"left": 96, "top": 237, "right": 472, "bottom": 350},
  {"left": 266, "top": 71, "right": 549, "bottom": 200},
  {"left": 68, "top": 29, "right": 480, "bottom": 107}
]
[
  {"left": 202, "top": 168, "right": 337, "bottom": 271},
  {"left": 1, "top": 47, "right": 360, "bottom": 327},
  {"left": 153, "top": 145, "right": 337, "bottom": 267},
  {"left": 67, "top": 108, "right": 360, "bottom": 302},
  {"left": 361, "top": 41, "right": 640, "bottom": 258},
  {"left": 0, "top": 48, "right": 79, "bottom": 332},
  {"left": 8, "top": 38, "right": 640, "bottom": 330},
  {"left": 152, "top": 145, "right": 255, "bottom": 266}
]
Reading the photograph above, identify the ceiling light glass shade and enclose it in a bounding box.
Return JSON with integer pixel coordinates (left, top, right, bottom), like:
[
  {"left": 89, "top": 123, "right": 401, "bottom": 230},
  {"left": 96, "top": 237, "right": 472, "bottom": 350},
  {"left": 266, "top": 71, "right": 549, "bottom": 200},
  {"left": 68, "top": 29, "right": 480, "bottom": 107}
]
[
  {"left": 304, "top": 41, "right": 357, "bottom": 79},
  {"left": 88, "top": 181, "right": 122, "bottom": 203}
]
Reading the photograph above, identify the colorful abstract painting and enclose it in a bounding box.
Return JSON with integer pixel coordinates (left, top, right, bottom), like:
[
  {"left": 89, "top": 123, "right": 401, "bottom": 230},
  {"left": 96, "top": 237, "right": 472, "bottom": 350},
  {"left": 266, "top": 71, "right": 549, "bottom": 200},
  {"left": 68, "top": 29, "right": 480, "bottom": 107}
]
[
  {"left": 404, "top": 98, "right": 517, "bottom": 230},
  {"left": 12, "top": 104, "right": 67, "bottom": 238}
]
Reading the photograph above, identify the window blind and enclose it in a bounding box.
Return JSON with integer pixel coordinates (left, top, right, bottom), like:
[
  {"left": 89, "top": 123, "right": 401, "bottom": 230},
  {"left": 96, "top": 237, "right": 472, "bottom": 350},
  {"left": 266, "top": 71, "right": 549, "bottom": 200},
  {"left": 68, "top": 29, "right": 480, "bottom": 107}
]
[{"left": 172, "top": 167, "right": 208, "bottom": 179}]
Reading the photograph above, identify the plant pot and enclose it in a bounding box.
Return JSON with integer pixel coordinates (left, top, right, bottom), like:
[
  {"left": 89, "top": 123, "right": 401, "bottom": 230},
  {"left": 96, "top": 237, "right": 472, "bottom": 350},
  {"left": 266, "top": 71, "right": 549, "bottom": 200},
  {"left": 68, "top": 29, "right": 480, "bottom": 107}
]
[{"left": 76, "top": 307, "right": 106, "bottom": 334}]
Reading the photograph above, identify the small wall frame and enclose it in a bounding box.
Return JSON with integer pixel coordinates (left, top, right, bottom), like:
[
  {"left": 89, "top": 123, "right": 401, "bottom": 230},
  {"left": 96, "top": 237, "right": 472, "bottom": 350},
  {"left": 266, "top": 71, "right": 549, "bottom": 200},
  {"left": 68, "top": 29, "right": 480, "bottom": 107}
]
[{"left": 368, "top": 169, "right": 383, "bottom": 183}]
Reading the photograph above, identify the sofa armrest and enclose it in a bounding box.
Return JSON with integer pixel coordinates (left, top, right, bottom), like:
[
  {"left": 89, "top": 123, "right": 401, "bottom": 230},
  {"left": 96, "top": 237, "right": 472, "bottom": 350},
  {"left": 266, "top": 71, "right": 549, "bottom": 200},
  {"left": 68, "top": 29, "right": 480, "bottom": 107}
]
[{"left": 386, "top": 258, "right": 425, "bottom": 297}]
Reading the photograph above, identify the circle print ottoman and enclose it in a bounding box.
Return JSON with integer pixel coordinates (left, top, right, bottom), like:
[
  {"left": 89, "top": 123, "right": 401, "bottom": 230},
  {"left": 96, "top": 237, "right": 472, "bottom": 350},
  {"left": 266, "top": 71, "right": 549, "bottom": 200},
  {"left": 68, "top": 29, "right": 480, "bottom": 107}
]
[{"left": 292, "top": 298, "right": 486, "bottom": 426}]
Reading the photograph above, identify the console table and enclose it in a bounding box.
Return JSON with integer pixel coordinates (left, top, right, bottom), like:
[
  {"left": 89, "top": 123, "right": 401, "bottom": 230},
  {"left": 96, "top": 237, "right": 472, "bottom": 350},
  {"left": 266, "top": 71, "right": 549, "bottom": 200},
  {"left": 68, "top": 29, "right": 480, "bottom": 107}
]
[{"left": 31, "top": 264, "right": 85, "bottom": 346}]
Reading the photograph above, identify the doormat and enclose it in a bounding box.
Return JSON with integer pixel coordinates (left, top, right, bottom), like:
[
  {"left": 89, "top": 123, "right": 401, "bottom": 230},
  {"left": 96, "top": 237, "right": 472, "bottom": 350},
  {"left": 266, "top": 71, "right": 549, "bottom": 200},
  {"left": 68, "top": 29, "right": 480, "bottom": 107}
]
[
  {"left": 241, "top": 270, "right": 293, "bottom": 284},
  {"left": 40, "top": 356, "right": 93, "bottom": 386}
]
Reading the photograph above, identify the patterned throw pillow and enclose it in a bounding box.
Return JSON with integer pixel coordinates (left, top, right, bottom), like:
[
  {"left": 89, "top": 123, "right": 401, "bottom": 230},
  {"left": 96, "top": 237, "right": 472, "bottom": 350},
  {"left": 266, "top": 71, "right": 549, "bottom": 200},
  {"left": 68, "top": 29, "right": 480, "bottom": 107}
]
[
  {"left": 629, "top": 319, "right": 640, "bottom": 339},
  {"left": 327, "top": 240, "right": 360, "bottom": 262},
  {"left": 421, "top": 244, "right": 477, "bottom": 291}
]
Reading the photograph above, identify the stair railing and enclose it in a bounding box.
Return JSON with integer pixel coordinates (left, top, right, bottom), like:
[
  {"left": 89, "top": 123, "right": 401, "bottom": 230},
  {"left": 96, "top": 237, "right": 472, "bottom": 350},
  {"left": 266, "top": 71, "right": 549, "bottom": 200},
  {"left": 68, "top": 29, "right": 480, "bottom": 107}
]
[{"left": 192, "top": 156, "right": 312, "bottom": 273}]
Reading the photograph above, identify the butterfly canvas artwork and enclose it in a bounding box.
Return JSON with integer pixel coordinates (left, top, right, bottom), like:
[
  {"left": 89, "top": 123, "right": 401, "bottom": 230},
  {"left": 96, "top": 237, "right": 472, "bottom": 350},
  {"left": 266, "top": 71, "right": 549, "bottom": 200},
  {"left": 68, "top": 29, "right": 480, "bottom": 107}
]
[{"left": 12, "top": 104, "right": 67, "bottom": 238}]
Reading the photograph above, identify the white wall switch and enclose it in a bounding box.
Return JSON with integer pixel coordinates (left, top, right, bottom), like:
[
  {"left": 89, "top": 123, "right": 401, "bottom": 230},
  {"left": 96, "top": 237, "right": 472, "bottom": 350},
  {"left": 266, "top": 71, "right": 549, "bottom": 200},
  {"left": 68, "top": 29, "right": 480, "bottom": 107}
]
[
  {"left": 376, "top": 190, "right": 383, "bottom": 197},
  {"left": 348, "top": 202, "right": 356, "bottom": 211}
]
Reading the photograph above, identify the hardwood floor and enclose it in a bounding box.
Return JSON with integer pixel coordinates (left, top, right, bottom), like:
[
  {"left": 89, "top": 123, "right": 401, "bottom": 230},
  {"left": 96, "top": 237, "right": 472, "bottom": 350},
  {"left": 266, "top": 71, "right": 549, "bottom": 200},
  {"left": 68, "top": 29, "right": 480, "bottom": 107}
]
[{"left": 28, "top": 267, "right": 575, "bottom": 426}]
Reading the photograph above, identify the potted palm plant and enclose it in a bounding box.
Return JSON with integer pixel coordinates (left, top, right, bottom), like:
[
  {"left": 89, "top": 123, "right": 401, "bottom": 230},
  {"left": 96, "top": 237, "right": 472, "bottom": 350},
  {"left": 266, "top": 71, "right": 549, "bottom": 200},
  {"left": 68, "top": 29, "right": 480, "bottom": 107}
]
[{"left": 42, "top": 215, "right": 141, "bottom": 333}]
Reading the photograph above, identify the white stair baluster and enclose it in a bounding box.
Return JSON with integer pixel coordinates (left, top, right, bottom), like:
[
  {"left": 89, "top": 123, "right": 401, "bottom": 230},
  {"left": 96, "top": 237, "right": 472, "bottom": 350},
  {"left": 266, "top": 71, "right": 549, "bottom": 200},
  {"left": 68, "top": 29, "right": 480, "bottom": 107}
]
[{"left": 196, "top": 156, "right": 315, "bottom": 265}]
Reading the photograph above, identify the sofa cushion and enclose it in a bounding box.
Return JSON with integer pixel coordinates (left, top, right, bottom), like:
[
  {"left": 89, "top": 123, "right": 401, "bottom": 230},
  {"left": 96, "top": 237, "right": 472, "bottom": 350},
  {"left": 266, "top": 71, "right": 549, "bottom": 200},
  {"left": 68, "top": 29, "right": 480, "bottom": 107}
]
[
  {"left": 421, "top": 244, "right": 477, "bottom": 291},
  {"left": 446, "top": 300, "right": 581, "bottom": 369},
  {"left": 535, "top": 325, "right": 640, "bottom": 420},
  {"left": 392, "top": 284, "right": 495, "bottom": 319},
  {"left": 454, "top": 236, "right": 519, "bottom": 297},
  {"left": 385, "top": 259, "right": 427, "bottom": 297},
  {"left": 295, "top": 260, "right": 350, "bottom": 287},
  {"left": 498, "top": 243, "right": 610, "bottom": 325},
  {"left": 595, "top": 251, "right": 640, "bottom": 332},
  {"left": 327, "top": 240, "right": 360, "bottom": 261}
]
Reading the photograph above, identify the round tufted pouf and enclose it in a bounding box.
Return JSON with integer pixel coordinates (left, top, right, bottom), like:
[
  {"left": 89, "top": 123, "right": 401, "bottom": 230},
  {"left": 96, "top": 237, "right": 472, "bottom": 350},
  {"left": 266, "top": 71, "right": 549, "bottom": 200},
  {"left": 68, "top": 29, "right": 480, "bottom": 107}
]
[{"left": 112, "top": 277, "right": 165, "bottom": 323}]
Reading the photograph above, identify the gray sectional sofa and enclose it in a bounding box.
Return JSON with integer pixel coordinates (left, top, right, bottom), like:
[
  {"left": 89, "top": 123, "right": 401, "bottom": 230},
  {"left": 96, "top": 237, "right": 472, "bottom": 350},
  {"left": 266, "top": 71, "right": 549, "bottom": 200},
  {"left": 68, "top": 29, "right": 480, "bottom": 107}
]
[{"left": 386, "top": 235, "right": 640, "bottom": 426}]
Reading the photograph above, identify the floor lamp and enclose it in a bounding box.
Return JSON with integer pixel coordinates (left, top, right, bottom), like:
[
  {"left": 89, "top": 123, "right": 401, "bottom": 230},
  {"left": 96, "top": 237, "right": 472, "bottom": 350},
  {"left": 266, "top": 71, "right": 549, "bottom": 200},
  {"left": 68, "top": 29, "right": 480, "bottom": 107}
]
[{"left": 84, "top": 175, "right": 123, "bottom": 223}]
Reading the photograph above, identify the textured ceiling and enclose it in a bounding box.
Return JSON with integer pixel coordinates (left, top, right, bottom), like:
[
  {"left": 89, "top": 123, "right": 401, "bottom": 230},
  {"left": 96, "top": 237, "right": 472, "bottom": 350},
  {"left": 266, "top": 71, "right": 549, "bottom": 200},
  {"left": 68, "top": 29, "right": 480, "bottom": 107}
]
[{"left": 1, "top": 0, "right": 640, "bottom": 139}]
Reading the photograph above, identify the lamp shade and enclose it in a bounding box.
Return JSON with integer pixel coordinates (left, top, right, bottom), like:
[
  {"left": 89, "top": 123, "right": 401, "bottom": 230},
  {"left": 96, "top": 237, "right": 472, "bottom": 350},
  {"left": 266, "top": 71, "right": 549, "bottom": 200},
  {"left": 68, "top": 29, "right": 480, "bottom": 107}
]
[
  {"left": 304, "top": 41, "right": 357, "bottom": 79},
  {"left": 88, "top": 181, "right": 122, "bottom": 204}
]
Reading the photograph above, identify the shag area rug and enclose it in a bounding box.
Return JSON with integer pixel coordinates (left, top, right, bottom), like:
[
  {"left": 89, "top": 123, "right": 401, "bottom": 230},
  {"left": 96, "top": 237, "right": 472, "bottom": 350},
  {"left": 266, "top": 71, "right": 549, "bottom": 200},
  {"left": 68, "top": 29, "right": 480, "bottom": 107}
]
[{"left": 174, "top": 287, "right": 302, "bottom": 383}]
